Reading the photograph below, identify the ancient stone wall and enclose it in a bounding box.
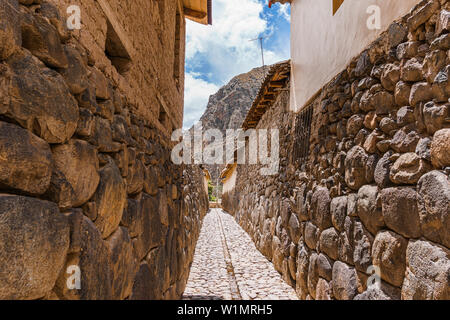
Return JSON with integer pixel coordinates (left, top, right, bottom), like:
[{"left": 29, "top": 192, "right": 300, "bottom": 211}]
[
  {"left": 0, "top": 0, "right": 208, "bottom": 300},
  {"left": 224, "top": 0, "right": 450, "bottom": 300}
]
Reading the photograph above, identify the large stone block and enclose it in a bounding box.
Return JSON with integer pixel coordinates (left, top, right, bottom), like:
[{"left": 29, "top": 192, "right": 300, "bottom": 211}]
[
  {"left": 55, "top": 215, "right": 112, "bottom": 300},
  {"left": 0, "top": 195, "right": 69, "bottom": 299},
  {"left": 0, "top": 51, "right": 79, "bottom": 143},
  {"left": 345, "top": 146, "right": 369, "bottom": 190},
  {"left": 417, "top": 171, "right": 450, "bottom": 248},
  {"left": 21, "top": 8, "right": 68, "bottom": 69},
  {"left": 390, "top": 153, "right": 431, "bottom": 185},
  {"left": 93, "top": 161, "right": 126, "bottom": 239},
  {"left": 310, "top": 187, "right": 332, "bottom": 230},
  {"left": 372, "top": 231, "right": 407, "bottom": 287},
  {"left": 332, "top": 261, "right": 358, "bottom": 300},
  {"left": 0, "top": 0, "right": 21, "bottom": 60},
  {"left": 319, "top": 227, "right": 339, "bottom": 261},
  {"left": 353, "top": 220, "right": 373, "bottom": 273},
  {"left": 357, "top": 185, "right": 384, "bottom": 235},
  {"left": 107, "top": 227, "right": 138, "bottom": 300},
  {"left": 51, "top": 139, "right": 100, "bottom": 208},
  {"left": 381, "top": 187, "right": 421, "bottom": 238},
  {"left": 431, "top": 129, "right": 450, "bottom": 168},
  {"left": 402, "top": 240, "right": 450, "bottom": 300},
  {"left": 0, "top": 121, "right": 52, "bottom": 195}
]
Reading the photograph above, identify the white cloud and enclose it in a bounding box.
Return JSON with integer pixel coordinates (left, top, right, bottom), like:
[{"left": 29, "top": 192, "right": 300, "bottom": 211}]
[
  {"left": 279, "top": 4, "right": 291, "bottom": 22},
  {"left": 183, "top": 73, "right": 220, "bottom": 130},
  {"left": 183, "top": 0, "right": 290, "bottom": 128}
]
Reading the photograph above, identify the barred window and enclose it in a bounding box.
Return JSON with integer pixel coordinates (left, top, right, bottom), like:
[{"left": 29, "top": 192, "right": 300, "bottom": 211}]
[{"left": 293, "top": 105, "right": 313, "bottom": 163}]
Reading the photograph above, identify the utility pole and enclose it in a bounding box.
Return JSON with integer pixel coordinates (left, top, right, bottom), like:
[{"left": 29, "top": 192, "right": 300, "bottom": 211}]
[{"left": 250, "top": 35, "right": 268, "bottom": 68}]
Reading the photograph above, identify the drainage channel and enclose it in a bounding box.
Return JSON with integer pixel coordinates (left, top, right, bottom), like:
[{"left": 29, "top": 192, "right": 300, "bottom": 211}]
[{"left": 216, "top": 211, "right": 242, "bottom": 300}]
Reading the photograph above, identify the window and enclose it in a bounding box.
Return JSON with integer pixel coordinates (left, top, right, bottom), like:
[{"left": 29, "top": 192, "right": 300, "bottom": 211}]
[
  {"left": 293, "top": 104, "right": 313, "bottom": 163},
  {"left": 105, "top": 20, "right": 132, "bottom": 75},
  {"left": 173, "top": 7, "right": 182, "bottom": 88}
]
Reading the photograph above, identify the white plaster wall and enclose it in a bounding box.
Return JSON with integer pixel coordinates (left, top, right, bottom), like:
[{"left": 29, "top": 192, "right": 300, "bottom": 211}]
[{"left": 290, "top": 0, "right": 421, "bottom": 112}]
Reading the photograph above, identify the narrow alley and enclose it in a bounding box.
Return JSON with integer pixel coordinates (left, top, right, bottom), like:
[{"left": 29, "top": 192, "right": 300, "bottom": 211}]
[{"left": 183, "top": 209, "right": 298, "bottom": 300}]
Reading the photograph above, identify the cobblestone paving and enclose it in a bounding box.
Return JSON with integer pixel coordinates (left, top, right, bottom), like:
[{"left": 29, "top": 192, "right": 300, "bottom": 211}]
[{"left": 183, "top": 209, "right": 298, "bottom": 300}]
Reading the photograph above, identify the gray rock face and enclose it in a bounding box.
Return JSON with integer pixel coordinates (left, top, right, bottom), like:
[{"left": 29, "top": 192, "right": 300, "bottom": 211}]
[
  {"left": 402, "top": 240, "right": 450, "bottom": 300},
  {"left": 345, "top": 146, "right": 369, "bottom": 190},
  {"left": 0, "top": 51, "right": 79, "bottom": 143},
  {"left": 0, "top": 195, "right": 69, "bottom": 299},
  {"left": 0, "top": 121, "right": 52, "bottom": 195},
  {"left": 372, "top": 231, "right": 407, "bottom": 287},
  {"left": 332, "top": 261, "right": 358, "bottom": 300},
  {"left": 381, "top": 187, "right": 421, "bottom": 238},
  {"left": 357, "top": 185, "right": 384, "bottom": 235},
  {"left": 417, "top": 171, "right": 450, "bottom": 248}
]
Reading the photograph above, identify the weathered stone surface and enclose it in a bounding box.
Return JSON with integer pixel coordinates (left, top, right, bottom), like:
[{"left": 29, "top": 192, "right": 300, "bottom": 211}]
[
  {"left": 407, "top": 0, "right": 440, "bottom": 31},
  {"left": 319, "top": 227, "right": 339, "bottom": 261},
  {"left": 353, "top": 220, "right": 374, "bottom": 273},
  {"left": 409, "top": 82, "right": 433, "bottom": 107},
  {"left": 423, "top": 102, "right": 448, "bottom": 136},
  {"left": 417, "top": 171, "right": 450, "bottom": 248},
  {"left": 0, "top": 51, "right": 79, "bottom": 143},
  {"left": 0, "top": 0, "right": 21, "bottom": 60},
  {"left": 106, "top": 227, "right": 138, "bottom": 300},
  {"left": 295, "top": 242, "right": 310, "bottom": 299},
  {"left": 93, "top": 161, "right": 127, "bottom": 239},
  {"left": 133, "top": 194, "right": 163, "bottom": 260},
  {"left": 332, "top": 261, "right": 358, "bottom": 300},
  {"left": 436, "top": 10, "right": 450, "bottom": 35},
  {"left": 55, "top": 215, "right": 112, "bottom": 300},
  {"left": 52, "top": 140, "right": 99, "bottom": 208},
  {"left": 304, "top": 222, "right": 319, "bottom": 250},
  {"left": 374, "top": 151, "right": 394, "bottom": 188},
  {"left": 60, "top": 45, "right": 88, "bottom": 95},
  {"left": 0, "top": 195, "right": 69, "bottom": 299},
  {"left": 310, "top": 187, "right": 332, "bottom": 230},
  {"left": 354, "top": 281, "right": 401, "bottom": 300},
  {"left": 423, "top": 50, "right": 447, "bottom": 84},
  {"left": 432, "top": 66, "right": 450, "bottom": 102},
  {"left": 331, "top": 196, "right": 347, "bottom": 232},
  {"left": 357, "top": 185, "right": 384, "bottom": 235},
  {"left": 317, "top": 253, "right": 333, "bottom": 281},
  {"left": 381, "top": 64, "right": 400, "bottom": 91},
  {"left": 126, "top": 159, "right": 144, "bottom": 195},
  {"left": 430, "top": 129, "right": 450, "bottom": 168},
  {"left": 394, "top": 81, "right": 411, "bottom": 107},
  {"left": 315, "top": 278, "right": 333, "bottom": 300},
  {"left": 372, "top": 231, "right": 407, "bottom": 287},
  {"left": 89, "top": 68, "right": 110, "bottom": 100},
  {"left": 396, "top": 41, "right": 420, "bottom": 60},
  {"left": 120, "top": 198, "right": 142, "bottom": 238},
  {"left": 21, "top": 9, "right": 68, "bottom": 69},
  {"left": 307, "top": 253, "right": 319, "bottom": 299},
  {"left": 0, "top": 121, "right": 52, "bottom": 195},
  {"left": 402, "top": 240, "right": 450, "bottom": 300},
  {"left": 347, "top": 114, "right": 364, "bottom": 137},
  {"left": 381, "top": 187, "right": 421, "bottom": 238},
  {"left": 390, "top": 128, "right": 420, "bottom": 153},
  {"left": 130, "top": 263, "right": 153, "bottom": 300},
  {"left": 345, "top": 146, "right": 369, "bottom": 190},
  {"left": 390, "top": 153, "right": 431, "bottom": 185},
  {"left": 415, "top": 137, "right": 432, "bottom": 161}
]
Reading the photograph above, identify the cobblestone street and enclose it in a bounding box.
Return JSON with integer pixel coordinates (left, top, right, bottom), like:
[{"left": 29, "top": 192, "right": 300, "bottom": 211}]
[{"left": 183, "top": 209, "right": 298, "bottom": 300}]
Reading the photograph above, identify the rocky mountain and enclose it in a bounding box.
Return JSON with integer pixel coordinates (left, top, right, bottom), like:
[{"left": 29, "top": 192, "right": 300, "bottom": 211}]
[
  {"left": 197, "top": 65, "right": 269, "bottom": 183},
  {"left": 200, "top": 65, "right": 268, "bottom": 132}
]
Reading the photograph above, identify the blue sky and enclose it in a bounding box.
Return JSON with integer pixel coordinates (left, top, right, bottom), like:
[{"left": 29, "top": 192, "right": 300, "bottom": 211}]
[{"left": 183, "top": 0, "right": 291, "bottom": 129}]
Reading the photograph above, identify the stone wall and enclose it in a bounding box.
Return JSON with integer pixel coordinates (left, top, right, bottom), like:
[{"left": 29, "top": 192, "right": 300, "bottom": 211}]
[
  {"left": 224, "top": 0, "right": 450, "bottom": 300},
  {"left": 0, "top": 0, "right": 208, "bottom": 300}
]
